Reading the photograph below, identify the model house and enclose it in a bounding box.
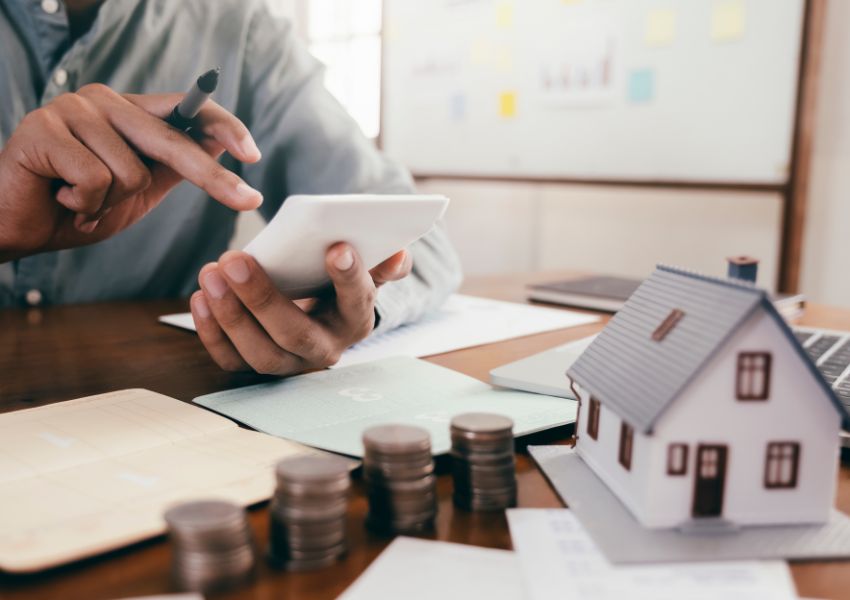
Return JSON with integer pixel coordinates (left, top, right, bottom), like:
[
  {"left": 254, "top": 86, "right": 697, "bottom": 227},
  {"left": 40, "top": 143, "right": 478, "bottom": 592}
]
[{"left": 567, "top": 263, "right": 849, "bottom": 529}]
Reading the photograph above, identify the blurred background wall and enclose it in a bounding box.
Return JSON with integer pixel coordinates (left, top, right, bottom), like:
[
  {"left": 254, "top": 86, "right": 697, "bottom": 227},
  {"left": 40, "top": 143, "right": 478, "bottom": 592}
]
[{"left": 235, "top": 0, "right": 849, "bottom": 307}]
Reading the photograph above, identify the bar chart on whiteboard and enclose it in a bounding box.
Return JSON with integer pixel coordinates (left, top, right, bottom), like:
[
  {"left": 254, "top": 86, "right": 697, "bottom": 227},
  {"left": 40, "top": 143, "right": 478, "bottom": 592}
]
[{"left": 381, "top": 0, "right": 804, "bottom": 184}]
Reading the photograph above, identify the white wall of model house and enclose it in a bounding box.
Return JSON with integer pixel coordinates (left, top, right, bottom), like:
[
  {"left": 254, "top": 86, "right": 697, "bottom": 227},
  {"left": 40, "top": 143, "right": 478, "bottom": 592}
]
[{"left": 576, "top": 308, "right": 842, "bottom": 529}]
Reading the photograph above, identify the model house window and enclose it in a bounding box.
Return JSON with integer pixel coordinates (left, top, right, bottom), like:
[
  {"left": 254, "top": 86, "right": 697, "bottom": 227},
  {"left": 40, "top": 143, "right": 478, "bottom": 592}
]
[
  {"left": 667, "top": 443, "right": 688, "bottom": 475},
  {"left": 587, "top": 397, "right": 601, "bottom": 440},
  {"left": 736, "top": 352, "right": 772, "bottom": 400},
  {"left": 765, "top": 442, "right": 800, "bottom": 489},
  {"left": 618, "top": 422, "right": 634, "bottom": 470},
  {"left": 652, "top": 309, "right": 685, "bottom": 342}
]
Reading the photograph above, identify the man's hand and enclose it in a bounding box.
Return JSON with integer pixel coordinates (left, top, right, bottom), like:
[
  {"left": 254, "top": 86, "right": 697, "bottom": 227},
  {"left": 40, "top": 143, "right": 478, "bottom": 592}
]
[
  {"left": 190, "top": 244, "right": 413, "bottom": 375},
  {"left": 0, "top": 84, "right": 262, "bottom": 261}
]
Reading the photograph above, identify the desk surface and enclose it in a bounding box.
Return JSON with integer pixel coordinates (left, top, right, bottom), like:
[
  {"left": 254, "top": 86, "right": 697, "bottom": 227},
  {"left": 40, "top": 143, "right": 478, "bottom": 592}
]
[{"left": 2, "top": 272, "right": 850, "bottom": 600}]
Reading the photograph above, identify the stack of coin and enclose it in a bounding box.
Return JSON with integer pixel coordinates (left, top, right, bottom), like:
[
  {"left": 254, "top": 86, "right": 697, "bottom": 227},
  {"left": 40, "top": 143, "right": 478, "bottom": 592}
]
[
  {"left": 164, "top": 499, "right": 256, "bottom": 593},
  {"left": 268, "top": 454, "right": 351, "bottom": 571},
  {"left": 451, "top": 413, "right": 517, "bottom": 511},
  {"left": 362, "top": 424, "right": 437, "bottom": 534}
]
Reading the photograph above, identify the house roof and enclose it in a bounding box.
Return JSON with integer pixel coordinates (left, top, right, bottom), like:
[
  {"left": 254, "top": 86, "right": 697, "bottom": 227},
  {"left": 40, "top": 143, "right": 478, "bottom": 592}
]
[{"left": 567, "top": 265, "right": 850, "bottom": 433}]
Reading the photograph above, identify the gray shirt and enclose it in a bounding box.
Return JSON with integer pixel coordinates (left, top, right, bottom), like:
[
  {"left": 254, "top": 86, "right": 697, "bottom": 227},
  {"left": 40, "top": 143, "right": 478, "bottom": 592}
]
[{"left": 0, "top": 0, "right": 461, "bottom": 333}]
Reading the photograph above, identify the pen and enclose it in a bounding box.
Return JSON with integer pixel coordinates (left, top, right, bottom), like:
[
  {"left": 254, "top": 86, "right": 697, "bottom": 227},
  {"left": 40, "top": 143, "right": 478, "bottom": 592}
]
[{"left": 166, "top": 67, "right": 220, "bottom": 131}]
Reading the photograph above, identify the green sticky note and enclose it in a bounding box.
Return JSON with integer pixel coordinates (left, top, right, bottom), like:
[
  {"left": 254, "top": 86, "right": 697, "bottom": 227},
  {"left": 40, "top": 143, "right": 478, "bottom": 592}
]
[{"left": 194, "top": 357, "right": 576, "bottom": 456}]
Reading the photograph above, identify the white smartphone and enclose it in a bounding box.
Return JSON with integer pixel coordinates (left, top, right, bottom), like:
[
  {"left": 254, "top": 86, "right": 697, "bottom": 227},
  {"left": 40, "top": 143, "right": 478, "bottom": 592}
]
[{"left": 243, "top": 194, "right": 450, "bottom": 299}]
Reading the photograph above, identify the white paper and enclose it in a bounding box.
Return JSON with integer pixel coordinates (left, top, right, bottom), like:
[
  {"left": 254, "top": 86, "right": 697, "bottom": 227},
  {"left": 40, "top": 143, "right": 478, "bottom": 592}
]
[
  {"left": 338, "top": 537, "right": 526, "bottom": 600},
  {"left": 506, "top": 509, "right": 799, "bottom": 600},
  {"left": 160, "top": 294, "right": 599, "bottom": 368}
]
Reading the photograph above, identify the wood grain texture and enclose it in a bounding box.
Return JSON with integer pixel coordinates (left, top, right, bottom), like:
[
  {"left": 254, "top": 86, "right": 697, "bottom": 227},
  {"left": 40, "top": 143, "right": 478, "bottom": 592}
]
[
  {"left": 781, "top": 0, "right": 827, "bottom": 293},
  {"left": 1, "top": 272, "right": 849, "bottom": 599}
]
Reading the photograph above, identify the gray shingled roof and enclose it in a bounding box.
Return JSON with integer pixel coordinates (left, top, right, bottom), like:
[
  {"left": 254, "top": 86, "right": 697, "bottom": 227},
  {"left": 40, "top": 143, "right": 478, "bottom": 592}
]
[{"left": 567, "top": 265, "right": 849, "bottom": 433}]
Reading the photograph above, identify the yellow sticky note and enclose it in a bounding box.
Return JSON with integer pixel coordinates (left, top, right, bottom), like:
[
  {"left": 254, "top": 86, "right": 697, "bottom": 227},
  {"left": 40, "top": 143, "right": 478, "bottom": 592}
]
[
  {"left": 499, "top": 92, "right": 517, "bottom": 118},
  {"left": 645, "top": 9, "right": 676, "bottom": 47},
  {"left": 711, "top": 0, "right": 745, "bottom": 41},
  {"left": 496, "top": 2, "right": 513, "bottom": 28}
]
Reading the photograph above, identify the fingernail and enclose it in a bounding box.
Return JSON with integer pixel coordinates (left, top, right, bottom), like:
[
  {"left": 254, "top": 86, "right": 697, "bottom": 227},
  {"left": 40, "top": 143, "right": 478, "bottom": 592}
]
[
  {"left": 223, "top": 258, "right": 250, "bottom": 283},
  {"left": 78, "top": 219, "right": 99, "bottom": 234},
  {"left": 203, "top": 270, "right": 228, "bottom": 299},
  {"left": 239, "top": 134, "right": 262, "bottom": 161},
  {"left": 235, "top": 181, "right": 263, "bottom": 207},
  {"left": 193, "top": 294, "right": 211, "bottom": 319},
  {"left": 334, "top": 248, "right": 354, "bottom": 271}
]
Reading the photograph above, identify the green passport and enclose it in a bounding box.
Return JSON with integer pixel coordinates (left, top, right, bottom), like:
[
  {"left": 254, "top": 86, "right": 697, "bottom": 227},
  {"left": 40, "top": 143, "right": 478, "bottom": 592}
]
[{"left": 194, "top": 357, "right": 576, "bottom": 456}]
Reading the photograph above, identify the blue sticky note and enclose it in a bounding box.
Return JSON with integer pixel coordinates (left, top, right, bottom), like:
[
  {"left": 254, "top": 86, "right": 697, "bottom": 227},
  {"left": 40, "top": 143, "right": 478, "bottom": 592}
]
[
  {"left": 628, "top": 69, "right": 655, "bottom": 104},
  {"left": 450, "top": 92, "right": 466, "bottom": 121}
]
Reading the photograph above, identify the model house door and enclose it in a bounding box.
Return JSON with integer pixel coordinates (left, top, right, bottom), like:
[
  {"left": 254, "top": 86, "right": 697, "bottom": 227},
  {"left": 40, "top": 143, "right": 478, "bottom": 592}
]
[{"left": 692, "top": 444, "right": 728, "bottom": 518}]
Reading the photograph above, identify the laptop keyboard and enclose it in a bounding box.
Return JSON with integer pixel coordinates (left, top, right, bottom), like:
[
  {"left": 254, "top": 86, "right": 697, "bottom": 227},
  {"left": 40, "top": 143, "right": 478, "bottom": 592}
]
[{"left": 793, "top": 328, "right": 850, "bottom": 408}]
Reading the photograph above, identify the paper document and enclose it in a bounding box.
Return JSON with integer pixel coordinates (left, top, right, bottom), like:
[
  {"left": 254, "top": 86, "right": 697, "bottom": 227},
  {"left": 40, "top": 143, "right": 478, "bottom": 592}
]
[
  {"left": 338, "top": 537, "right": 525, "bottom": 600},
  {"left": 0, "top": 390, "right": 318, "bottom": 573},
  {"left": 506, "top": 509, "right": 798, "bottom": 600},
  {"left": 194, "top": 357, "right": 577, "bottom": 456},
  {"left": 159, "top": 294, "right": 599, "bottom": 368}
]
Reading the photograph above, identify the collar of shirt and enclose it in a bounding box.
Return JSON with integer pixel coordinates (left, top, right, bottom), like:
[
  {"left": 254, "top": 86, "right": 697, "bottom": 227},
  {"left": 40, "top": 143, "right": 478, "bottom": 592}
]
[{"left": 1, "top": 0, "right": 71, "bottom": 92}]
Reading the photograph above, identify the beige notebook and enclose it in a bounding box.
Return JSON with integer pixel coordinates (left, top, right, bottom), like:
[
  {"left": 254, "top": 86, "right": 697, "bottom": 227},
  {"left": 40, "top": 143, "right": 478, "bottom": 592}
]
[{"left": 0, "top": 389, "right": 317, "bottom": 573}]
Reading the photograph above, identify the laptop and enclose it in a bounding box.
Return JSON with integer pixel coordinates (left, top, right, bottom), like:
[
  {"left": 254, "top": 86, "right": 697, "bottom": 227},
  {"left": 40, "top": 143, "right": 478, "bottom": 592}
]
[{"left": 490, "top": 327, "right": 850, "bottom": 442}]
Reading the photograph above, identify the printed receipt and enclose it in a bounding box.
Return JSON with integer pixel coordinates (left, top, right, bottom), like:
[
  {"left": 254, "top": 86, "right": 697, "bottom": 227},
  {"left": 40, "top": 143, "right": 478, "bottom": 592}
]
[{"left": 506, "top": 509, "right": 798, "bottom": 600}]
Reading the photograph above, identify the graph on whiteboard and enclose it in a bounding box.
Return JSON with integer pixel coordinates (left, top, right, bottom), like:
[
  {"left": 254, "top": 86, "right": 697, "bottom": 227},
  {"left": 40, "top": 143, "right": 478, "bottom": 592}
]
[{"left": 538, "top": 16, "right": 619, "bottom": 107}]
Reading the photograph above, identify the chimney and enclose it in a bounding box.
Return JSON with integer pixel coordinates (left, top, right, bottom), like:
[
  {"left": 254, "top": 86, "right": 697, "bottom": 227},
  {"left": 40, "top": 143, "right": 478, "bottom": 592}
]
[{"left": 727, "top": 256, "right": 759, "bottom": 283}]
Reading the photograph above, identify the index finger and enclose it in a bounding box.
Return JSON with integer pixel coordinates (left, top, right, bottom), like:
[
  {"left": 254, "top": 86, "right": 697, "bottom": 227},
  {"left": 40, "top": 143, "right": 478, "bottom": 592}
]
[
  {"left": 79, "top": 86, "right": 262, "bottom": 211},
  {"left": 123, "top": 93, "right": 262, "bottom": 164}
]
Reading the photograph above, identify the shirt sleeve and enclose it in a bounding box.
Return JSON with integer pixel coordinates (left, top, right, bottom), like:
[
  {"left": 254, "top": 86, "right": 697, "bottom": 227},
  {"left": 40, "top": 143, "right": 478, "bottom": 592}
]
[{"left": 238, "top": 6, "right": 462, "bottom": 334}]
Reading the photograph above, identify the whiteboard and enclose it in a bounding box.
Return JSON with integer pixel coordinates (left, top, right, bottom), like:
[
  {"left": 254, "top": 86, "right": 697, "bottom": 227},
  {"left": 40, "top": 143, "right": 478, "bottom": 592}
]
[{"left": 381, "top": 0, "right": 805, "bottom": 184}]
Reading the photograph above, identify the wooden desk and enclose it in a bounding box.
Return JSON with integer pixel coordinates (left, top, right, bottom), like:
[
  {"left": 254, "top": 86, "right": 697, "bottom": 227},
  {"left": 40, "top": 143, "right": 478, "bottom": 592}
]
[{"left": 2, "top": 272, "right": 850, "bottom": 600}]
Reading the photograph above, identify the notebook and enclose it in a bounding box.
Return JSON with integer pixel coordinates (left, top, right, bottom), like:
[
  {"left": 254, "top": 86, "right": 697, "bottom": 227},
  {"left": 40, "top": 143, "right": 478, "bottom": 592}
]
[
  {"left": 0, "top": 389, "right": 318, "bottom": 573},
  {"left": 194, "top": 357, "right": 577, "bottom": 457}
]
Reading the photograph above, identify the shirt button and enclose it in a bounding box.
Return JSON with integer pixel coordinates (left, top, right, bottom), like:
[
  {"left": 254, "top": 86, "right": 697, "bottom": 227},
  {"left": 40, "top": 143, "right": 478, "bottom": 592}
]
[
  {"left": 25, "top": 289, "right": 43, "bottom": 307},
  {"left": 41, "top": 0, "right": 59, "bottom": 14},
  {"left": 53, "top": 68, "right": 68, "bottom": 87}
]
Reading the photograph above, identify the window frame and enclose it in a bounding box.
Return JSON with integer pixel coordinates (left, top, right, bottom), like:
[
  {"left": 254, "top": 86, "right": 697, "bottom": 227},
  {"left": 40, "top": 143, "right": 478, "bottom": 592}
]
[
  {"left": 587, "top": 397, "right": 601, "bottom": 440},
  {"left": 618, "top": 421, "right": 634, "bottom": 471},
  {"left": 764, "top": 441, "right": 800, "bottom": 489},
  {"left": 736, "top": 352, "right": 772, "bottom": 401},
  {"left": 297, "top": 0, "right": 384, "bottom": 141},
  {"left": 667, "top": 443, "right": 689, "bottom": 476}
]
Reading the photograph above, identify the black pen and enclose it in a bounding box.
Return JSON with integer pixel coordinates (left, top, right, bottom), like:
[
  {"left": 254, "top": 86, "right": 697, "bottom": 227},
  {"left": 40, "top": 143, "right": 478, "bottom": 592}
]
[{"left": 166, "top": 67, "right": 220, "bottom": 131}]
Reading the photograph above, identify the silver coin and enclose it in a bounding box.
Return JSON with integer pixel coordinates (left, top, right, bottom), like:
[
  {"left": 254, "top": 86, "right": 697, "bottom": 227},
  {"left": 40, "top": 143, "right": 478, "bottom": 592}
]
[
  {"left": 366, "top": 514, "right": 436, "bottom": 534},
  {"left": 364, "top": 462, "right": 434, "bottom": 482},
  {"left": 278, "top": 541, "right": 347, "bottom": 561},
  {"left": 284, "top": 530, "right": 346, "bottom": 552},
  {"left": 450, "top": 447, "right": 514, "bottom": 462},
  {"left": 451, "top": 434, "right": 513, "bottom": 451},
  {"left": 274, "top": 515, "right": 347, "bottom": 537},
  {"left": 368, "top": 494, "right": 437, "bottom": 515},
  {"left": 453, "top": 493, "right": 516, "bottom": 511},
  {"left": 363, "top": 424, "right": 432, "bottom": 454},
  {"left": 277, "top": 479, "right": 351, "bottom": 499},
  {"left": 280, "top": 553, "right": 342, "bottom": 572},
  {"left": 272, "top": 491, "right": 350, "bottom": 511},
  {"left": 276, "top": 454, "right": 351, "bottom": 484},
  {"left": 165, "top": 500, "right": 246, "bottom": 535},
  {"left": 366, "top": 473, "right": 436, "bottom": 492},
  {"left": 364, "top": 447, "right": 434, "bottom": 463},
  {"left": 273, "top": 501, "right": 348, "bottom": 523},
  {"left": 451, "top": 412, "right": 514, "bottom": 433}
]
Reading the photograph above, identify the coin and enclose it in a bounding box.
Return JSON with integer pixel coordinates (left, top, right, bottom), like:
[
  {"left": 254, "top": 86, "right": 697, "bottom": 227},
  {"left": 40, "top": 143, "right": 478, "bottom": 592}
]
[
  {"left": 267, "top": 455, "right": 350, "bottom": 572},
  {"left": 164, "top": 499, "right": 256, "bottom": 593},
  {"left": 363, "top": 424, "right": 432, "bottom": 454}
]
